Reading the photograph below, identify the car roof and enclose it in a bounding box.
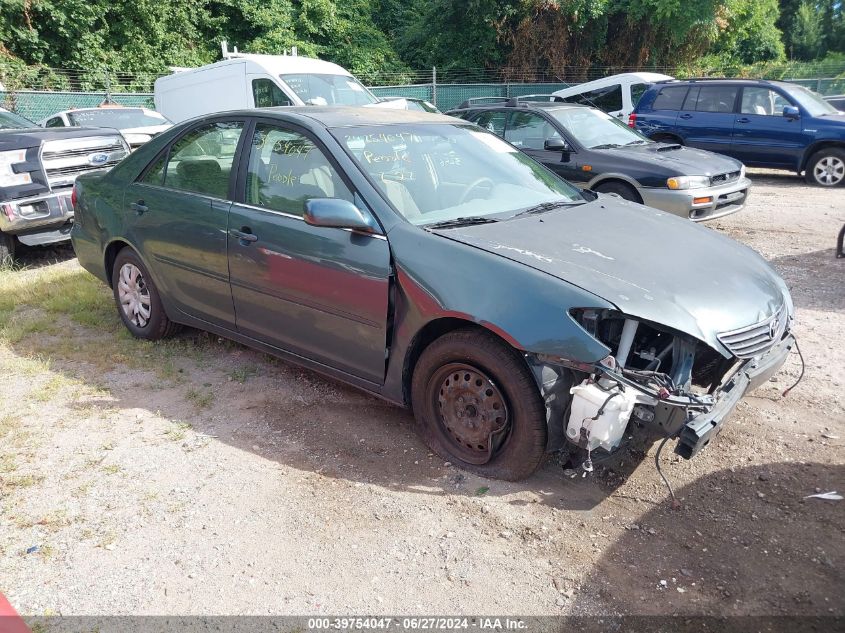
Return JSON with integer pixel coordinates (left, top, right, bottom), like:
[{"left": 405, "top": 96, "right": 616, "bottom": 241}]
[
  {"left": 450, "top": 102, "right": 589, "bottom": 113},
  {"left": 554, "top": 72, "right": 674, "bottom": 94},
  {"left": 655, "top": 78, "right": 793, "bottom": 87},
  {"left": 251, "top": 106, "right": 461, "bottom": 127}
]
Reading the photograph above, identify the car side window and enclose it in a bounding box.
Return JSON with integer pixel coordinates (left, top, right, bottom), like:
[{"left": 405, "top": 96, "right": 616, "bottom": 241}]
[
  {"left": 741, "top": 87, "right": 790, "bottom": 116},
  {"left": 473, "top": 111, "right": 506, "bottom": 136},
  {"left": 252, "top": 79, "right": 292, "bottom": 108},
  {"left": 245, "top": 123, "right": 353, "bottom": 217},
  {"left": 652, "top": 86, "right": 688, "bottom": 111},
  {"left": 691, "top": 86, "right": 739, "bottom": 113},
  {"left": 46, "top": 117, "right": 65, "bottom": 127},
  {"left": 504, "top": 112, "right": 558, "bottom": 150},
  {"left": 161, "top": 121, "right": 244, "bottom": 198}
]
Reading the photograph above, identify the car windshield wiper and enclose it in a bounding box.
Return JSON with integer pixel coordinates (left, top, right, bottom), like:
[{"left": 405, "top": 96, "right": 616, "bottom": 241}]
[
  {"left": 425, "top": 216, "right": 499, "bottom": 229},
  {"left": 624, "top": 140, "right": 648, "bottom": 146},
  {"left": 511, "top": 200, "right": 585, "bottom": 218},
  {"left": 590, "top": 143, "right": 622, "bottom": 149}
]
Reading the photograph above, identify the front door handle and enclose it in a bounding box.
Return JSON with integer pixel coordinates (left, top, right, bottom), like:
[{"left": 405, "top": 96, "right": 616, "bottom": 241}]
[
  {"left": 231, "top": 227, "right": 258, "bottom": 245},
  {"left": 130, "top": 200, "right": 148, "bottom": 215},
  {"left": 679, "top": 113, "right": 693, "bottom": 120},
  {"left": 736, "top": 117, "right": 751, "bottom": 124}
]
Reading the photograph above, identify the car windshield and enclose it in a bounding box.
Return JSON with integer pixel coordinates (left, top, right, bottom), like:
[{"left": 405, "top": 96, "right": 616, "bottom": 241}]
[
  {"left": 780, "top": 84, "right": 838, "bottom": 117},
  {"left": 549, "top": 107, "right": 651, "bottom": 149},
  {"left": 280, "top": 73, "right": 377, "bottom": 106},
  {"left": 0, "top": 109, "right": 36, "bottom": 129},
  {"left": 336, "top": 124, "right": 584, "bottom": 226},
  {"left": 68, "top": 108, "right": 169, "bottom": 129}
]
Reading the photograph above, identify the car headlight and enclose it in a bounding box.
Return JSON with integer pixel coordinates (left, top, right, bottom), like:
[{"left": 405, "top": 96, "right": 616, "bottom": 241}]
[
  {"left": 666, "top": 175, "right": 710, "bottom": 190},
  {"left": 0, "top": 149, "right": 33, "bottom": 187}
]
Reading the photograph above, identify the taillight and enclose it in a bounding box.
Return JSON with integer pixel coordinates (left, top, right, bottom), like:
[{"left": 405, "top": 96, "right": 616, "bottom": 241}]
[
  {"left": 628, "top": 113, "right": 637, "bottom": 128},
  {"left": 71, "top": 183, "right": 78, "bottom": 208}
]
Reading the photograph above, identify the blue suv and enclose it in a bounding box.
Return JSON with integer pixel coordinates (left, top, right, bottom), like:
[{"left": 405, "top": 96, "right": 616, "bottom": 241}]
[{"left": 631, "top": 79, "right": 845, "bottom": 187}]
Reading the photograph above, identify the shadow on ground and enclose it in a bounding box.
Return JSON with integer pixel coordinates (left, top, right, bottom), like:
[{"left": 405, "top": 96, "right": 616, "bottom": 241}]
[{"left": 769, "top": 248, "right": 845, "bottom": 313}]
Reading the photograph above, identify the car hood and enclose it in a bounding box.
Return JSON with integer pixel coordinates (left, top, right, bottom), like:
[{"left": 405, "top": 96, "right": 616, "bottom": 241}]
[
  {"left": 597, "top": 143, "right": 743, "bottom": 176},
  {"left": 433, "top": 198, "right": 788, "bottom": 356},
  {"left": 0, "top": 126, "right": 122, "bottom": 151},
  {"left": 815, "top": 112, "right": 845, "bottom": 126}
]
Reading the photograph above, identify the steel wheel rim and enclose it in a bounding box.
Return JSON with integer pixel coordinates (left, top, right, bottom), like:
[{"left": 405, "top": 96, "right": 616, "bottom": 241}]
[
  {"left": 431, "top": 362, "right": 511, "bottom": 465},
  {"left": 814, "top": 156, "right": 845, "bottom": 185},
  {"left": 117, "top": 263, "right": 152, "bottom": 328}
]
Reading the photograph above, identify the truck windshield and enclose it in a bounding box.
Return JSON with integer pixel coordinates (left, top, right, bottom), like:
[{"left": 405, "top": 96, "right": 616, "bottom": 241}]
[
  {"left": 336, "top": 124, "right": 583, "bottom": 225},
  {"left": 781, "top": 84, "right": 838, "bottom": 117},
  {"left": 549, "top": 107, "right": 651, "bottom": 149},
  {"left": 0, "top": 109, "right": 36, "bottom": 130},
  {"left": 280, "top": 73, "right": 377, "bottom": 106}
]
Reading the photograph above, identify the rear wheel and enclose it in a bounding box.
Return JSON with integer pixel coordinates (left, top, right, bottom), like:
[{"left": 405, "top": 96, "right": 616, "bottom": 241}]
[
  {"left": 594, "top": 181, "right": 641, "bottom": 203},
  {"left": 111, "top": 248, "right": 180, "bottom": 340},
  {"left": 0, "top": 232, "right": 16, "bottom": 265},
  {"left": 411, "top": 328, "right": 547, "bottom": 481},
  {"left": 805, "top": 148, "right": 845, "bottom": 187}
]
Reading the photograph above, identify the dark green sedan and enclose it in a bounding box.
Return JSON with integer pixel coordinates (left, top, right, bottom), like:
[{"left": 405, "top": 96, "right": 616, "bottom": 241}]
[{"left": 72, "top": 107, "right": 795, "bottom": 481}]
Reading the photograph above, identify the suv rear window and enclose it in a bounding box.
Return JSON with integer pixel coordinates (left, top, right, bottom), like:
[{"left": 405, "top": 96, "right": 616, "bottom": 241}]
[{"left": 652, "top": 86, "right": 688, "bottom": 111}]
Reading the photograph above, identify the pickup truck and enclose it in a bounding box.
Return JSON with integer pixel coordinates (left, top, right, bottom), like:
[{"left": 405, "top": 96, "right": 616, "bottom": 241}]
[{"left": 1, "top": 107, "right": 129, "bottom": 261}]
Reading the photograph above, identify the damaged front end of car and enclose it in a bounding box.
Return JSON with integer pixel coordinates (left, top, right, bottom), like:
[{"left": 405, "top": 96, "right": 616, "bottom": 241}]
[{"left": 529, "top": 305, "right": 796, "bottom": 465}]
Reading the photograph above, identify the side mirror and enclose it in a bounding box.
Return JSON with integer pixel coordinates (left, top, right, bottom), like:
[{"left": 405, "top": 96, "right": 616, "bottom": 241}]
[
  {"left": 304, "top": 198, "right": 378, "bottom": 233},
  {"left": 783, "top": 105, "right": 800, "bottom": 119},
  {"left": 544, "top": 137, "right": 571, "bottom": 152}
]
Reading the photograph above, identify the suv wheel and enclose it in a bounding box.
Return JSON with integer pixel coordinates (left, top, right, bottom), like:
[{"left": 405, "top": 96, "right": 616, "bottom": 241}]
[
  {"left": 0, "top": 232, "right": 16, "bottom": 265},
  {"left": 411, "top": 328, "right": 547, "bottom": 481},
  {"left": 805, "top": 148, "right": 845, "bottom": 187}
]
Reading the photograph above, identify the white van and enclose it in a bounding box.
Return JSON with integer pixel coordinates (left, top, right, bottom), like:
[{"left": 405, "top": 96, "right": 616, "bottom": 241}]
[
  {"left": 155, "top": 46, "right": 380, "bottom": 123},
  {"left": 553, "top": 72, "right": 674, "bottom": 119}
]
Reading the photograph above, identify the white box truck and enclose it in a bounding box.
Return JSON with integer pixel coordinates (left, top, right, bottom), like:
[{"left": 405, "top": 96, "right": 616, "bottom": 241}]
[{"left": 155, "top": 44, "right": 383, "bottom": 123}]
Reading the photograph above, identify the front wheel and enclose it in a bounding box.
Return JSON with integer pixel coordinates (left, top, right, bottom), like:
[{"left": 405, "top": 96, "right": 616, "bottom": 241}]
[
  {"left": 111, "top": 248, "right": 180, "bottom": 340},
  {"left": 411, "top": 328, "right": 547, "bottom": 481},
  {"left": 805, "top": 149, "right": 845, "bottom": 187},
  {"left": 594, "top": 181, "right": 641, "bottom": 203}
]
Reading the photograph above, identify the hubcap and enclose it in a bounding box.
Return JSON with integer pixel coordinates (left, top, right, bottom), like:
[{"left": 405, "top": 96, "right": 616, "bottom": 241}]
[
  {"left": 432, "top": 363, "right": 510, "bottom": 465},
  {"left": 117, "top": 263, "right": 151, "bottom": 328},
  {"left": 814, "top": 156, "right": 845, "bottom": 186}
]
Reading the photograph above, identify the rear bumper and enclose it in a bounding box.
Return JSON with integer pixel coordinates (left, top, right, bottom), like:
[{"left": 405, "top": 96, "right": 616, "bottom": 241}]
[
  {"left": 640, "top": 177, "right": 752, "bottom": 222},
  {"left": 0, "top": 189, "right": 74, "bottom": 242},
  {"left": 676, "top": 333, "right": 795, "bottom": 459}
]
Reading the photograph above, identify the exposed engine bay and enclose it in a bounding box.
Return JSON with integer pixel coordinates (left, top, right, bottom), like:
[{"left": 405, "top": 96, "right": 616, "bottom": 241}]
[{"left": 531, "top": 308, "right": 794, "bottom": 467}]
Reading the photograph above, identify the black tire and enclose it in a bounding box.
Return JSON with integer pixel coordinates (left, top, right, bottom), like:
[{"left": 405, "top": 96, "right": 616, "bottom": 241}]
[
  {"left": 111, "top": 248, "right": 180, "bottom": 340},
  {"left": 651, "top": 133, "right": 683, "bottom": 145},
  {"left": 410, "top": 328, "right": 547, "bottom": 481},
  {"left": 804, "top": 148, "right": 845, "bottom": 187},
  {"left": 0, "top": 232, "right": 16, "bottom": 265},
  {"left": 594, "top": 181, "right": 641, "bottom": 203}
]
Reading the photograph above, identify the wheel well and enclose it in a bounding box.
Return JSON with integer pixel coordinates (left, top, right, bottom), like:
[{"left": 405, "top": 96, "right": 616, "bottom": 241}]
[
  {"left": 801, "top": 142, "right": 845, "bottom": 171},
  {"left": 401, "top": 318, "right": 521, "bottom": 407},
  {"left": 592, "top": 178, "right": 643, "bottom": 203},
  {"left": 104, "top": 240, "right": 130, "bottom": 287}
]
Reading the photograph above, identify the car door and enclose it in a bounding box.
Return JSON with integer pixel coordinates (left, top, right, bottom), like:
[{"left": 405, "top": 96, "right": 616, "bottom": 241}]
[
  {"left": 502, "top": 110, "right": 585, "bottom": 184},
  {"left": 123, "top": 119, "right": 246, "bottom": 328},
  {"left": 227, "top": 119, "right": 391, "bottom": 384},
  {"left": 674, "top": 84, "right": 739, "bottom": 154},
  {"left": 730, "top": 86, "right": 808, "bottom": 168}
]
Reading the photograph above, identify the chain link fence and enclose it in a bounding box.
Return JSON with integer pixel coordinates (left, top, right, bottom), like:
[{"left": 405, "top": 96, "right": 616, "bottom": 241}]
[{"left": 2, "top": 62, "right": 844, "bottom": 121}]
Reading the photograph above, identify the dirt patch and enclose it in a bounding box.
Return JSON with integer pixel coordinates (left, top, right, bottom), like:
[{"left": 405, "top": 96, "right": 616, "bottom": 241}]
[{"left": 0, "top": 169, "right": 843, "bottom": 616}]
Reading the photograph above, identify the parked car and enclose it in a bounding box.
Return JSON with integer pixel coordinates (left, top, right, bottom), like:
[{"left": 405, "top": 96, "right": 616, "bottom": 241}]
[
  {"left": 448, "top": 99, "right": 750, "bottom": 221},
  {"left": 632, "top": 78, "right": 845, "bottom": 186},
  {"left": 0, "top": 106, "right": 129, "bottom": 261},
  {"left": 378, "top": 96, "right": 441, "bottom": 113},
  {"left": 825, "top": 94, "right": 845, "bottom": 111},
  {"left": 71, "top": 107, "right": 795, "bottom": 481},
  {"left": 155, "top": 44, "right": 382, "bottom": 123},
  {"left": 38, "top": 106, "right": 172, "bottom": 151},
  {"left": 553, "top": 72, "right": 674, "bottom": 120}
]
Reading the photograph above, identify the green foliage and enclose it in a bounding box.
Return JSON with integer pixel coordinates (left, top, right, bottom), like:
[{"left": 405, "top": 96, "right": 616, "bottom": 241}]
[
  {"left": 711, "top": 0, "right": 786, "bottom": 65},
  {"left": 792, "top": 1, "right": 825, "bottom": 60}
]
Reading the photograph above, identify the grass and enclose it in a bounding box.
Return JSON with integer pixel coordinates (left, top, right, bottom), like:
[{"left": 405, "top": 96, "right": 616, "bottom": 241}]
[
  {"left": 164, "top": 420, "right": 192, "bottom": 441},
  {"left": 229, "top": 365, "right": 258, "bottom": 384},
  {"left": 185, "top": 388, "right": 214, "bottom": 409}
]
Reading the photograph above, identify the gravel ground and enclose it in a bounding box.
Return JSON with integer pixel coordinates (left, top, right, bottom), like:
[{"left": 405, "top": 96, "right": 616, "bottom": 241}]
[{"left": 0, "top": 169, "right": 843, "bottom": 617}]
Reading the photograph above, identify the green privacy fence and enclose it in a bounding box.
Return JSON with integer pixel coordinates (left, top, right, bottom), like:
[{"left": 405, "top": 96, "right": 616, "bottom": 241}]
[{"left": 3, "top": 77, "right": 842, "bottom": 123}]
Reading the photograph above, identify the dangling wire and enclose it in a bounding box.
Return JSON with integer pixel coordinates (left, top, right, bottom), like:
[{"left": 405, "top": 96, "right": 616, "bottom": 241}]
[
  {"left": 655, "top": 436, "right": 681, "bottom": 509},
  {"left": 782, "top": 339, "right": 805, "bottom": 398}
]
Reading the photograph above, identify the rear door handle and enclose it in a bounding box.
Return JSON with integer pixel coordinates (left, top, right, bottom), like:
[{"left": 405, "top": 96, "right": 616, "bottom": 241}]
[
  {"left": 130, "top": 200, "right": 148, "bottom": 215},
  {"left": 230, "top": 227, "right": 258, "bottom": 244},
  {"left": 679, "top": 113, "right": 693, "bottom": 120},
  {"left": 736, "top": 117, "right": 751, "bottom": 124}
]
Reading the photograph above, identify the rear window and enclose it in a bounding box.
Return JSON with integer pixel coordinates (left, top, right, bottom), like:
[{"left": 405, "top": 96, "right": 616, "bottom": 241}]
[
  {"left": 630, "top": 83, "right": 651, "bottom": 107},
  {"left": 566, "top": 84, "right": 623, "bottom": 113},
  {"left": 651, "top": 86, "right": 688, "bottom": 111}
]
